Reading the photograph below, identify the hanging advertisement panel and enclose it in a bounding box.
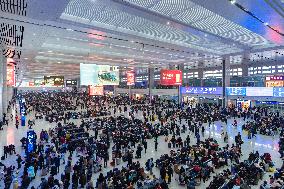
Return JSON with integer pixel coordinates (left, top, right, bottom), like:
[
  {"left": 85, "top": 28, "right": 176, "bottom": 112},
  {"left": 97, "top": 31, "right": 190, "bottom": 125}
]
[
  {"left": 7, "top": 62, "right": 15, "bottom": 86},
  {"left": 127, "top": 71, "right": 135, "bottom": 86},
  {"left": 80, "top": 63, "right": 99, "bottom": 85},
  {"left": 44, "top": 76, "right": 64, "bottom": 87},
  {"left": 89, "top": 85, "right": 104, "bottom": 96},
  {"left": 98, "top": 65, "right": 119, "bottom": 85},
  {"left": 160, "top": 70, "right": 182, "bottom": 85}
]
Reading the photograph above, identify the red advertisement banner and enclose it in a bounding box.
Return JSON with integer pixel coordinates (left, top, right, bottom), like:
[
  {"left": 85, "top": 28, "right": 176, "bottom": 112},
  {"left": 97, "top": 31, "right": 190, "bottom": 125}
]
[
  {"left": 7, "top": 58, "right": 15, "bottom": 86},
  {"left": 127, "top": 71, "right": 135, "bottom": 86},
  {"left": 160, "top": 70, "right": 182, "bottom": 86}
]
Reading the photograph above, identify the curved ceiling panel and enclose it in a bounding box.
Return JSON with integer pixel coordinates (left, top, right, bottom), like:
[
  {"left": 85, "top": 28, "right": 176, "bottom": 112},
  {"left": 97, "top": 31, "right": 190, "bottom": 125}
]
[
  {"left": 123, "top": 0, "right": 277, "bottom": 48},
  {"left": 60, "top": 0, "right": 243, "bottom": 55}
]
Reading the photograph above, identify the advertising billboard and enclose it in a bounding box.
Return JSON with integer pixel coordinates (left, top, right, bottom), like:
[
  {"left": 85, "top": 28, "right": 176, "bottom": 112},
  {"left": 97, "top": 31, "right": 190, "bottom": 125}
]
[
  {"left": 80, "top": 64, "right": 119, "bottom": 86},
  {"left": 44, "top": 76, "right": 64, "bottom": 87},
  {"left": 181, "top": 87, "right": 222, "bottom": 95},
  {"left": 160, "top": 70, "right": 182, "bottom": 86},
  {"left": 98, "top": 65, "right": 119, "bottom": 85},
  {"left": 65, "top": 80, "right": 77, "bottom": 87},
  {"left": 34, "top": 79, "right": 45, "bottom": 87},
  {"left": 7, "top": 62, "right": 15, "bottom": 86},
  {"left": 89, "top": 85, "right": 104, "bottom": 96},
  {"left": 80, "top": 63, "right": 99, "bottom": 86},
  {"left": 127, "top": 71, "right": 135, "bottom": 86}
]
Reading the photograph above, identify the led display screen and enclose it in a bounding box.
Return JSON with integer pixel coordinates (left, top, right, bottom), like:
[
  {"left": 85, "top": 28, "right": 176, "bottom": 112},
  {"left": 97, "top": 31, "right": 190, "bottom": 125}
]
[
  {"left": 80, "top": 64, "right": 99, "bottom": 86},
  {"left": 7, "top": 58, "right": 15, "bottom": 86},
  {"left": 80, "top": 64, "right": 119, "bottom": 85},
  {"left": 273, "top": 87, "right": 284, "bottom": 97},
  {"left": 127, "top": 71, "right": 135, "bottom": 86},
  {"left": 89, "top": 85, "right": 104, "bottom": 96},
  {"left": 160, "top": 70, "right": 182, "bottom": 86},
  {"left": 44, "top": 76, "right": 64, "bottom": 87},
  {"left": 65, "top": 80, "right": 77, "bottom": 87},
  {"left": 226, "top": 87, "right": 246, "bottom": 96},
  {"left": 246, "top": 87, "right": 273, "bottom": 96},
  {"left": 98, "top": 65, "right": 119, "bottom": 85},
  {"left": 181, "top": 87, "right": 222, "bottom": 95}
]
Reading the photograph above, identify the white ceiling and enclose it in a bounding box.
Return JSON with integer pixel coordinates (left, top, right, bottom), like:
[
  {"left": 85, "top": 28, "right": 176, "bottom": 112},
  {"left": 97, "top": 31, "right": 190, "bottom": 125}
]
[{"left": 0, "top": 0, "right": 283, "bottom": 81}]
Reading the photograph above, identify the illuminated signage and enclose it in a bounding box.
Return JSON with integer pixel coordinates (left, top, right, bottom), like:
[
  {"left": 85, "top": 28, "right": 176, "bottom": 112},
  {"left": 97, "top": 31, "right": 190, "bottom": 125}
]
[
  {"left": 246, "top": 87, "right": 273, "bottom": 97},
  {"left": 226, "top": 87, "right": 246, "bottom": 96},
  {"left": 181, "top": 87, "right": 222, "bottom": 95},
  {"left": 44, "top": 76, "right": 64, "bottom": 86},
  {"left": 127, "top": 71, "right": 135, "bottom": 86},
  {"left": 273, "top": 87, "right": 284, "bottom": 97},
  {"left": 98, "top": 65, "right": 119, "bottom": 86},
  {"left": 89, "top": 85, "right": 104, "bottom": 96},
  {"left": 7, "top": 58, "right": 15, "bottom": 86},
  {"left": 160, "top": 70, "right": 182, "bottom": 86},
  {"left": 266, "top": 76, "right": 284, "bottom": 81},
  {"left": 65, "top": 80, "right": 77, "bottom": 87},
  {"left": 26, "top": 130, "right": 36, "bottom": 155},
  {"left": 80, "top": 64, "right": 119, "bottom": 86},
  {"left": 80, "top": 64, "right": 99, "bottom": 86}
]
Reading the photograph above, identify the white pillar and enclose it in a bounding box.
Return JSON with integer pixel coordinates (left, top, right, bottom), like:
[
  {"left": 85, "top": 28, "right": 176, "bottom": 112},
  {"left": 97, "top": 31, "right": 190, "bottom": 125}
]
[
  {"left": 2, "top": 60, "right": 7, "bottom": 113},
  {"left": 0, "top": 55, "right": 4, "bottom": 120},
  {"left": 222, "top": 56, "right": 230, "bottom": 108},
  {"left": 148, "top": 68, "right": 154, "bottom": 101}
]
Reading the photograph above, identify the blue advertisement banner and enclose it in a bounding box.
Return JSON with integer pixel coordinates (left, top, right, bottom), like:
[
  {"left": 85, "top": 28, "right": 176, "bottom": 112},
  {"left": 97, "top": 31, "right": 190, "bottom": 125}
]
[
  {"left": 181, "top": 87, "right": 222, "bottom": 95},
  {"left": 226, "top": 87, "right": 246, "bottom": 96}
]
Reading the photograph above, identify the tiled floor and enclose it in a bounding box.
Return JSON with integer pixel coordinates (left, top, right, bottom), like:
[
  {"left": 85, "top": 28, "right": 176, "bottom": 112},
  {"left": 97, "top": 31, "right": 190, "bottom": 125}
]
[{"left": 0, "top": 105, "right": 282, "bottom": 188}]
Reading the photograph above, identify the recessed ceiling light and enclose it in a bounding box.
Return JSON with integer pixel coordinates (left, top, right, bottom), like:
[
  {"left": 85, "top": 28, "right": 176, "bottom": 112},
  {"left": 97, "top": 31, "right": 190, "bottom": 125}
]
[
  {"left": 24, "top": 58, "right": 28, "bottom": 60},
  {"left": 66, "top": 28, "right": 73, "bottom": 31},
  {"left": 264, "top": 22, "right": 268, "bottom": 26},
  {"left": 48, "top": 50, "right": 53, "bottom": 53},
  {"left": 57, "top": 62, "right": 61, "bottom": 64},
  {"left": 231, "top": 0, "right": 236, "bottom": 4}
]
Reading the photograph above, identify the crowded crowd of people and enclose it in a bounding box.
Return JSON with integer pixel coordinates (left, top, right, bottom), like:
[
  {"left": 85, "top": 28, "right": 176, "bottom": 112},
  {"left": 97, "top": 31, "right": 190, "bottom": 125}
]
[{"left": 0, "top": 91, "right": 283, "bottom": 189}]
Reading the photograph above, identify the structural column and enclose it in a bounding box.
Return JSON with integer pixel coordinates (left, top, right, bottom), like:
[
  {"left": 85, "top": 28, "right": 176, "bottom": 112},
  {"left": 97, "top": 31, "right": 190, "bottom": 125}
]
[
  {"left": 242, "top": 52, "right": 250, "bottom": 77},
  {"left": 0, "top": 55, "right": 5, "bottom": 121},
  {"left": 178, "top": 64, "right": 184, "bottom": 105},
  {"left": 2, "top": 60, "right": 7, "bottom": 114},
  {"left": 148, "top": 68, "right": 154, "bottom": 103},
  {"left": 222, "top": 56, "right": 230, "bottom": 108},
  {"left": 198, "top": 62, "right": 204, "bottom": 86}
]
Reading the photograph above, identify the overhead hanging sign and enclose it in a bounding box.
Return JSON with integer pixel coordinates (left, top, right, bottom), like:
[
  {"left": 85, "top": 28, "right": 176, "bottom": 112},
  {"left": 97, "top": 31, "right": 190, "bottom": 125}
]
[
  {"left": 80, "top": 64, "right": 119, "bottom": 86},
  {"left": 181, "top": 87, "right": 222, "bottom": 95},
  {"left": 160, "top": 70, "right": 182, "bottom": 86},
  {"left": 127, "top": 71, "right": 135, "bottom": 86},
  {"left": 80, "top": 64, "right": 99, "bottom": 86},
  {"left": 98, "top": 65, "right": 119, "bottom": 85}
]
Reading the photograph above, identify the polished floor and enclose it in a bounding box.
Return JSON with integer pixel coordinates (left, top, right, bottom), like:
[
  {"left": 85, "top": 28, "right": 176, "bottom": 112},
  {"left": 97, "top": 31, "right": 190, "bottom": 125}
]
[{"left": 0, "top": 105, "right": 282, "bottom": 188}]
